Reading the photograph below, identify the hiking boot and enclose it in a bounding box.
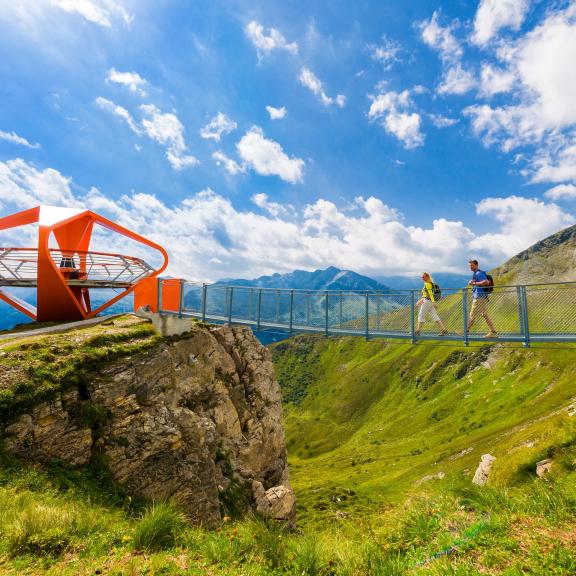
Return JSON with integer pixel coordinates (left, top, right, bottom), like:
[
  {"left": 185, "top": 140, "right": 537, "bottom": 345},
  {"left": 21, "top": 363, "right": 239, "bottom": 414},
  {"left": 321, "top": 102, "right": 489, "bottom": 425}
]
[
  {"left": 414, "top": 330, "right": 421, "bottom": 336},
  {"left": 484, "top": 331, "right": 498, "bottom": 338},
  {"left": 439, "top": 330, "right": 448, "bottom": 336}
]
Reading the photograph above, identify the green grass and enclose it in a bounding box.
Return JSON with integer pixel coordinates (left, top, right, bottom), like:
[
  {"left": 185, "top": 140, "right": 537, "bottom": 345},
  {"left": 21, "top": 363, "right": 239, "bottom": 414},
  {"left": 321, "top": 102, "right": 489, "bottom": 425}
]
[
  {"left": 272, "top": 336, "right": 576, "bottom": 527},
  {"left": 1, "top": 316, "right": 575, "bottom": 573},
  {"left": 0, "top": 315, "right": 162, "bottom": 424}
]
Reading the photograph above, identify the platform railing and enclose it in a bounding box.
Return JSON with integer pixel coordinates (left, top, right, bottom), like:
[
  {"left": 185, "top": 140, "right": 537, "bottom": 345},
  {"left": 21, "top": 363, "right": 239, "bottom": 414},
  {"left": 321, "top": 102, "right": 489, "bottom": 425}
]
[
  {"left": 159, "top": 280, "right": 576, "bottom": 345},
  {"left": 0, "top": 247, "right": 154, "bottom": 286}
]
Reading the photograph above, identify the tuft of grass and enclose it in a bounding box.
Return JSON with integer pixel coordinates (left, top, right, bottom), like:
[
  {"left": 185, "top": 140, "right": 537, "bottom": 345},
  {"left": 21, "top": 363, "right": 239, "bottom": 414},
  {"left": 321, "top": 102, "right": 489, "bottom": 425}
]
[{"left": 132, "top": 501, "right": 187, "bottom": 552}]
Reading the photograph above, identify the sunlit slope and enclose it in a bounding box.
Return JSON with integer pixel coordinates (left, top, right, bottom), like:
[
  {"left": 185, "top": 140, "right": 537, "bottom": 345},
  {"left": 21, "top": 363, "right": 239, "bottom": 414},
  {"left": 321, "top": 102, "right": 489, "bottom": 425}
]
[
  {"left": 272, "top": 336, "right": 576, "bottom": 524},
  {"left": 492, "top": 223, "right": 576, "bottom": 285}
]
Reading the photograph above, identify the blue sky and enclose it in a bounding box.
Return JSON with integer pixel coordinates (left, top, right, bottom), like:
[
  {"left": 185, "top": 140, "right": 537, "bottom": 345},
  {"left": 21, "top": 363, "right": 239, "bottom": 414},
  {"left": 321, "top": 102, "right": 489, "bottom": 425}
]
[{"left": 0, "top": 0, "right": 575, "bottom": 281}]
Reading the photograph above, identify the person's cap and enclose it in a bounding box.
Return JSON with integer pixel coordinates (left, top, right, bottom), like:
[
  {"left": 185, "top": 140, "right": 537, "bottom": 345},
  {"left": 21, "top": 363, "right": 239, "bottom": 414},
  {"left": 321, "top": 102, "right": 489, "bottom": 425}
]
[{"left": 468, "top": 259, "right": 478, "bottom": 265}]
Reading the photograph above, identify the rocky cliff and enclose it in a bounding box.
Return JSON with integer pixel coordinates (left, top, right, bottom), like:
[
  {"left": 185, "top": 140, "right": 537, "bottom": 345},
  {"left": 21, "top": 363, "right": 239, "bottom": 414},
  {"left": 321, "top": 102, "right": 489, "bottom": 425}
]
[{"left": 1, "top": 316, "right": 294, "bottom": 526}]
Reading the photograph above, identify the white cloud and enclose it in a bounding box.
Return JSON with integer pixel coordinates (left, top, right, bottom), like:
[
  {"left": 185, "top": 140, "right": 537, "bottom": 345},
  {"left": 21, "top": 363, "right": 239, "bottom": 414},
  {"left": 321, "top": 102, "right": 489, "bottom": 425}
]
[
  {"left": 299, "top": 68, "right": 346, "bottom": 108},
  {"left": 140, "top": 104, "right": 199, "bottom": 170},
  {"left": 236, "top": 126, "right": 304, "bottom": 183},
  {"left": 438, "top": 63, "right": 476, "bottom": 95},
  {"left": 200, "top": 113, "right": 237, "bottom": 142},
  {"left": 368, "top": 36, "right": 401, "bottom": 69},
  {"left": 1, "top": 159, "right": 573, "bottom": 280},
  {"left": 368, "top": 90, "right": 424, "bottom": 149},
  {"left": 472, "top": 0, "right": 530, "bottom": 46},
  {"left": 0, "top": 130, "right": 40, "bottom": 149},
  {"left": 429, "top": 114, "right": 459, "bottom": 128},
  {"left": 470, "top": 195, "right": 574, "bottom": 258},
  {"left": 544, "top": 184, "right": 576, "bottom": 201},
  {"left": 418, "top": 11, "right": 476, "bottom": 96},
  {"left": 212, "top": 151, "right": 246, "bottom": 176},
  {"left": 266, "top": 105, "right": 287, "bottom": 120},
  {"left": 479, "top": 64, "right": 516, "bottom": 96},
  {"left": 51, "top": 0, "right": 132, "bottom": 28},
  {"left": 0, "top": 158, "right": 79, "bottom": 210},
  {"left": 251, "top": 193, "right": 293, "bottom": 217},
  {"left": 244, "top": 21, "right": 298, "bottom": 59},
  {"left": 95, "top": 97, "right": 141, "bottom": 135},
  {"left": 419, "top": 11, "right": 462, "bottom": 61},
  {"left": 465, "top": 5, "right": 576, "bottom": 184},
  {"left": 107, "top": 68, "right": 148, "bottom": 96}
]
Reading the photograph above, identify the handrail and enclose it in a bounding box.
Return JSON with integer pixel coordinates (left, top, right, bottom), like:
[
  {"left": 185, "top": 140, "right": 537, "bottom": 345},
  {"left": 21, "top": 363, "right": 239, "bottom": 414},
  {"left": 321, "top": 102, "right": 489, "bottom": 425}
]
[{"left": 157, "top": 278, "right": 576, "bottom": 346}]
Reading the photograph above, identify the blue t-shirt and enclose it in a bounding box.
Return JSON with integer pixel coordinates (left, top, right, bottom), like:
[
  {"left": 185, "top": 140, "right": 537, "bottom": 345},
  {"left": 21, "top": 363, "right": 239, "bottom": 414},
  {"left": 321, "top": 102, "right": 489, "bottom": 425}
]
[{"left": 472, "top": 270, "right": 488, "bottom": 298}]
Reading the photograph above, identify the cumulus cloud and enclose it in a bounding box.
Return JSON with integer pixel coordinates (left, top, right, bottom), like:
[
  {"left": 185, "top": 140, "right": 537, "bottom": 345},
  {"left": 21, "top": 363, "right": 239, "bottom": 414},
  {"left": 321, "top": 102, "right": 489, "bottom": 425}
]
[
  {"left": 266, "top": 105, "right": 287, "bottom": 120},
  {"left": 95, "top": 96, "right": 141, "bottom": 135},
  {"left": 299, "top": 68, "right": 346, "bottom": 108},
  {"left": 200, "top": 113, "right": 237, "bottom": 142},
  {"left": 368, "top": 36, "right": 401, "bottom": 69},
  {"left": 140, "top": 104, "right": 199, "bottom": 170},
  {"left": 419, "top": 11, "right": 476, "bottom": 95},
  {"left": 96, "top": 98, "right": 198, "bottom": 170},
  {"left": 244, "top": 21, "right": 298, "bottom": 59},
  {"left": 0, "top": 130, "right": 40, "bottom": 149},
  {"left": 479, "top": 64, "right": 516, "bottom": 96},
  {"left": 368, "top": 90, "right": 424, "bottom": 149},
  {"left": 236, "top": 126, "right": 304, "bottom": 183},
  {"left": 429, "top": 114, "right": 459, "bottom": 128},
  {"left": 251, "top": 193, "right": 293, "bottom": 217},
  {"left": 544, "top": 184, "right": 576, "bottom": 201},
  {"left": 51, "top": 0, "right": 132, "bottom": 28},
  {"left": 465, "top": 5, "right": 576, "bottom": 184},
  {"left": 470, "top": 195, "right": 574, "bottom": 258},
  {"left": 472, "top": 0, "right": 530, "bottom": 46},
  {"left": 1, "top": 159, "right": 573, "bottom": 280},
  {"left": 212, "top": 151, "right": 246, "bottom": 176},
  {"left": 106, "top": 68, "right": 148, "bottom": 96}
]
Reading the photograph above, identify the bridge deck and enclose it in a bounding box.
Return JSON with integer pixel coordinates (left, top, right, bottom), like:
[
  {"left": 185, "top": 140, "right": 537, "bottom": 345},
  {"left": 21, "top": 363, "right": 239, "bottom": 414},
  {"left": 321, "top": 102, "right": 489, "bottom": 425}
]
[{"left": 155, "top": 280, "right": 576, "bottom": 346}]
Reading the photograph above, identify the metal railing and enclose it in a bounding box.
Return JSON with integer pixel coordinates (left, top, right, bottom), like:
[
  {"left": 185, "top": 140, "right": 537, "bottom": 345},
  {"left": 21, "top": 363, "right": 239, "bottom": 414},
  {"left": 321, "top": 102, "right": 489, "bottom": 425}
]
[
  {"left": 0, "top": 247, "right": 154, "bottom": 287},
  {"left": 158, "top": 280, "right": 576, "bottom": 345}
]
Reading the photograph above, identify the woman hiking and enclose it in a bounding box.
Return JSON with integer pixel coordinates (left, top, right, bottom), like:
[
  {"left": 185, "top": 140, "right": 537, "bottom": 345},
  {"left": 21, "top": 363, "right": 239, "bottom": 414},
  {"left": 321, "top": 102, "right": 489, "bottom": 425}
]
[{"left": 415, "top": 272, "right": 448, "bottom": 336}]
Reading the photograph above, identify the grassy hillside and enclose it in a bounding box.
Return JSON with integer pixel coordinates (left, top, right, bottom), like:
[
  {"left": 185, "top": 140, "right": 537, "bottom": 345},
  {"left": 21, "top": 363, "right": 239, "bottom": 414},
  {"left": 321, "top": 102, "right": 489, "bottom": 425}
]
[
  {"left": 273, "top": 337, "right": 576, "bottom": 521},
  {"left": 492, "top": 223, "right": 576, "bottom": 285}
]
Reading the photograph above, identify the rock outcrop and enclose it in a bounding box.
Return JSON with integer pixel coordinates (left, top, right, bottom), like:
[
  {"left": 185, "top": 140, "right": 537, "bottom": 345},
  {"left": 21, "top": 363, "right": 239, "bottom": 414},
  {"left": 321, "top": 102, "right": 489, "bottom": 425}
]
[
  {"left": 472, "top": 453, "right": 496, "bottom": 486},
  {"left": 3, "top": 322, "right": 294, "bottom": 526}
]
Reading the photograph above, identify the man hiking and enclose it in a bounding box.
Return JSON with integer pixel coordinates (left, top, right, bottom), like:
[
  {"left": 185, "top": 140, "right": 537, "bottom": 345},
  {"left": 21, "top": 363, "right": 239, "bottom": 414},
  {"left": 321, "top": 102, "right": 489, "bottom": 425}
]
[{"left": 467, "top": 259, "right": 497, "bottom": 338}]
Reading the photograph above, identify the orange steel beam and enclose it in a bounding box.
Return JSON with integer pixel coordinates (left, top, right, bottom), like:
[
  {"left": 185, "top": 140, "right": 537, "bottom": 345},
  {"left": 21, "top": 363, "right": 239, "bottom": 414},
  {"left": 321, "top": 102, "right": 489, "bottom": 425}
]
[{"left": 0, "top": 205, "right": 169, "bottom": 322}]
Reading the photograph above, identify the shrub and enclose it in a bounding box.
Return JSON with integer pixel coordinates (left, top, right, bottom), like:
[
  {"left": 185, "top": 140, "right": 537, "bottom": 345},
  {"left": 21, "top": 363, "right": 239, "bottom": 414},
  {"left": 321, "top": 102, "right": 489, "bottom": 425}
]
[{"left": 132, "top": 501, "right": 187, "bottom": 552}]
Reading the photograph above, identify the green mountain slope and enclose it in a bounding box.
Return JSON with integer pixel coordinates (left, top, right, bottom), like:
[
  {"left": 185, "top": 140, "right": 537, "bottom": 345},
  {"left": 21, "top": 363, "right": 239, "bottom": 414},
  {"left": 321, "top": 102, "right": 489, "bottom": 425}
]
[
  {"left": 492, "top": 223, "right": 576, "bottom": 285},
  {"left": 273, "top": 337, "right": 576, "bottom": 525}
]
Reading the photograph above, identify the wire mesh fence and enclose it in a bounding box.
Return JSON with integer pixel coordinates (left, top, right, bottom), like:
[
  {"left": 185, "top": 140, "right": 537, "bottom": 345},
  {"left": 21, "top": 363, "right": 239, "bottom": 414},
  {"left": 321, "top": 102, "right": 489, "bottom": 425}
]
[{"left": 171, "top": 280, "right": 576, "bottom": 344}]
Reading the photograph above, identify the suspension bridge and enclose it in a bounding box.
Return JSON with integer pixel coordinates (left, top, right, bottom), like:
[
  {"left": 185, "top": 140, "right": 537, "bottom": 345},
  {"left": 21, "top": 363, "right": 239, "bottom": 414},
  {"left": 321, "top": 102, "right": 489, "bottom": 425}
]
[{"left": 155, "top": 279, "right": 576, "bottom": 346}]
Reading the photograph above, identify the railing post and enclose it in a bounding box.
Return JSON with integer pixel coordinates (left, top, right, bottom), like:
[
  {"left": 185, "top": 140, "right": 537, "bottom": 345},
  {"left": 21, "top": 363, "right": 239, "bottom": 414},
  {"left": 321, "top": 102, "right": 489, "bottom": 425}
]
[
  {"left": 306, "top": 292, "right": 311, "bottom": 324},
  {"left": 516, "top": 285, "right": 524, "bottom": 342},
  {"left": 157, "top": 278, "right": 163, "bottom": 313},
  {"left": 289, "top": 290, "right": 294, "bottom": 334},
  {"left": 462, "top": 288, "right": 469, "bottom": 346},
  {"left": 201, "top": 284, "right": 207, "bottom": 322},
  {"left": 178, "top": 279, "right": 184, "bottom": 318},
  {"left": 249, "top": 288, "right": 253, "bottom": 321},
  {"left": 410, "top": 290, "right": 416, "bottom": 343},
  {"left": 227, "top": 287, "right": 234, "bottom": 326},
  {"left": 365, "top": 292, "right": 369, "bottom": 340},
  {"left": 325, "top": 291, "right": 329, "bottom": 337},
  {"left": 257, "top": 289, "right": 262, "bottom": 331},
  {"left": 521, "top": 285, "right": 530, "bottom": 347},
  {"left": 275, "top": 290, "right": 280, "bottom": 323},
  {"left": 376, "top": 293, "right": 381, "bottom": 331}
]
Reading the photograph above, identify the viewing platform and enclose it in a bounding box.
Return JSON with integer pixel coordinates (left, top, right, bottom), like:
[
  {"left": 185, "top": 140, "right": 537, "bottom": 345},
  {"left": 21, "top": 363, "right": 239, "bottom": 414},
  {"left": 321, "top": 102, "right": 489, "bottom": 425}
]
[{"left": 0, "top": 247, "right": 155, "bottom": 289}]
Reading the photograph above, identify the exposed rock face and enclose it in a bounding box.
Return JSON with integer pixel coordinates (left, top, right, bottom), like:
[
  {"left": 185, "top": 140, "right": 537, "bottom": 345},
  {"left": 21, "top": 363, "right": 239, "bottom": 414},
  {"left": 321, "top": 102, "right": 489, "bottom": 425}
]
[
  {"left": 472, "top": 453, "right": 496, "bottom": 486},
  {"left": 536, "top": 458, "right": 553, "bottom": 478},
  {"left": 3, "top": 324, "right": 294, "bottom": 526}
]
